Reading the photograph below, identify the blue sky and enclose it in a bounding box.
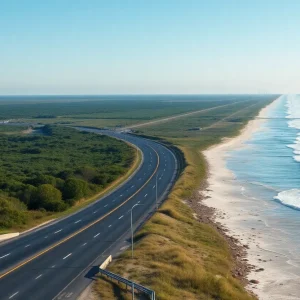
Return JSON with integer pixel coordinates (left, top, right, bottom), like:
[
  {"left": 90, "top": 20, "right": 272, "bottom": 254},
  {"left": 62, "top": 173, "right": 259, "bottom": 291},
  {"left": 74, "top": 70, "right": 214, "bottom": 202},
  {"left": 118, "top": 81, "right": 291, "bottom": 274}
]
[{"left": 1, "top": 0, "right": 300, "bottom": 95}]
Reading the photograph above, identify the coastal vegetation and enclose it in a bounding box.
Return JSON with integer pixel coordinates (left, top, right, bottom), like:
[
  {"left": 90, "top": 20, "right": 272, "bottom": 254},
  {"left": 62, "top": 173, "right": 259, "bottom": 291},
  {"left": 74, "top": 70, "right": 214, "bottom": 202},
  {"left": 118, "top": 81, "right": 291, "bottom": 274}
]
[
  {"left": 0, "top": 125, "right": 134, "bottom": 231},
  {"left": 94, "top": 95, "right": 278, "bottom": 299},
  {"left": 0, "top": 95, "right": 278, "bottom": 298}
]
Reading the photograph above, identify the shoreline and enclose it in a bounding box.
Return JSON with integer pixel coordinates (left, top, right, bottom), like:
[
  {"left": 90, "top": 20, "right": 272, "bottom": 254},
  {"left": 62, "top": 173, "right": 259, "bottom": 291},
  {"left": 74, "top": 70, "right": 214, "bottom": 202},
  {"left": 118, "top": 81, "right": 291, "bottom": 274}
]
[{"left": 200, "top": 97, "right": 288, "bottom": 299}]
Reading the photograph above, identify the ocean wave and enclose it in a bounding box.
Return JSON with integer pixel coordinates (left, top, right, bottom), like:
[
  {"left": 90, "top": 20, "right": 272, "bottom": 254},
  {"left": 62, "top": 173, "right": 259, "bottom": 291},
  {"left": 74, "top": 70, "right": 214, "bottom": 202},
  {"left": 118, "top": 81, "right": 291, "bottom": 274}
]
[
  {"left": 285, "top": 95, "right": 300, "bottom": 119},
  {"left": 274, "top": 189, "right": 300, "bottom": 210},
  {"left": 288, "top": 119, "right": 300, "bottom": 130}
]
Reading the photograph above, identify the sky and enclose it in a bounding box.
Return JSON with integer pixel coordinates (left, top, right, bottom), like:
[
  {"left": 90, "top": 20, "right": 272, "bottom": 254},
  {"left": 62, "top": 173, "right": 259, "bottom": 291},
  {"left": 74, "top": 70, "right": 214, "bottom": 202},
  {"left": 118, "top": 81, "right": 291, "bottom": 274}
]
[{"left": 1, "top": 0, "right": 300, "bottom": 95}]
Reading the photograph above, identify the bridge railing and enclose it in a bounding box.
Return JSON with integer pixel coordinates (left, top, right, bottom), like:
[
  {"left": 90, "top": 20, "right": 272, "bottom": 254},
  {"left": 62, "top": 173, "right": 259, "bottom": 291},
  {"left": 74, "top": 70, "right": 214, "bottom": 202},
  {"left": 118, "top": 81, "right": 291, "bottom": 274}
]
[{"left": 98, "top": 267, "right": 156, "bottom": 300}]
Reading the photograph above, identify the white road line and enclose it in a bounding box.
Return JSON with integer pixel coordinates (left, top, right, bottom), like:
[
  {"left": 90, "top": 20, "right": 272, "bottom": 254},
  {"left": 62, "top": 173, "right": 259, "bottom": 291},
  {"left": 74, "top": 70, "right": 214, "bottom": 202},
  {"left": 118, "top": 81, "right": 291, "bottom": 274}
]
[
  {"left": 93, "top": 210, "right": 98, "bottom": 214},
  {"left": 118, "top": 215, "right": 124, "bottom": 219},
  {"left": 35, "top": 274, "right": 42, "bottom": 280},
  {"left": 153, "top": 185, "right": 155, "bottom": 189},
  {"left": 104, "top": 204, "right": 108, "bottom": 207},
  {"left": 120, "top": 194, "right": 123, "bottom": 197},
  {"left": 9, "top": 292, "right": 19, "bottom": 299},
  {"left": 0, "top": 253, "right": 10, "bottom": 259},
  {"left": 54, "top": 229, "right": 62, "bottom": 234},
  {"left": 94, "top": 233, "right": 100, "bottom": 238},
  {"left": 112, "top": 199, "right": 115, "bottom": 202},
  {"left": 164, "top": 169, "right": 165, "bottom": 171},
  {"left": 108, "top": 225, "right": 112, "bottom": 228},
  {"left": 82, "top": 243, "right": 87, "bottom": 246},
  {"left": 144, "top": 194, "right": 148, "bottom": 197},
  {"left": 51, "top": 265, "right": 56, "bottom": 268},
  {"left": 25, "top": 244, "right": 30, "bottom": 248},
  {"left": 138, "top": 178, "right": 141, "bottom": 180},
  {"left": 74, "top": 220, "right": 81, "bottom": 224},
  {"left": 137, "top": 201, "right": 140, "bottom": 204},
  {"left": 63, "top": 253, "right": 72, "bottom": 260},
  {"left": 44, "top": 236, "right": 48, "bottom": 239},
  {"left": 131, "top": 185, "right": 134, "bottom": 188}
]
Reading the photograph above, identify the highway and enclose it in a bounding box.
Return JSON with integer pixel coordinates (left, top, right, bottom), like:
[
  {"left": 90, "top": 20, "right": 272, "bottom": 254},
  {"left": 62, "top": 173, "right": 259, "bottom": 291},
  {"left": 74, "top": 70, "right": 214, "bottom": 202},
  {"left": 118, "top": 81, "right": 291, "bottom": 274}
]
[{"left": 0, "top": 129, "right": 178, "bottom": 300}]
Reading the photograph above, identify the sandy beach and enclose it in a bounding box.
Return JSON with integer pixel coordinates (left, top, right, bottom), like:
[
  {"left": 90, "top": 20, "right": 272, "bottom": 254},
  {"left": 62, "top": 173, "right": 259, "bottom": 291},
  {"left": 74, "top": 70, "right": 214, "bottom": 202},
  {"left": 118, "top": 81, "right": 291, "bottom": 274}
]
[{"left": 202, "top": 97, "right": 300, "bottom": 300}]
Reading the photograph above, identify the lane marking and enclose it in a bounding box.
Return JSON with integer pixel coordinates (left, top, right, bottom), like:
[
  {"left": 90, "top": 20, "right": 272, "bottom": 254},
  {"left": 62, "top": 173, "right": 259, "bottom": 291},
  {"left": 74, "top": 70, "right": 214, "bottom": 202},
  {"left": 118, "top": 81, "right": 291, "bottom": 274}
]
[
  {"left": 153, "top": 185, "right": 155, "bottom": 189},
  {"left": 74, "top": 220, "right": 81, "bottom": 224},
  {"left": 25, "top": 244, "right": 30, "bottom": 248},
  {"left": 82, "top": 243, "right": 87, "bottom": 246},
  {"left": 144, "top": 194, "right": 148, "bottom": 197},
  {"left": 9, "top": 292, "right": 19, "bottom": 299},
  {"left": 118, "top": 215, "right": 124, "bottom": 220},
  {"left": 131, "top": 185, "right": 134, "bottom": 188},
  {"left": 0, "top": 253, "right": 10, "bottom": 259},
  {"left": 93, "top": 210, "right": 98, "bottom": 214},
  {"left": 51, "top": 265, "right": 56, "bottom": 268},
  {"left": 44, "top": 236, "right": 48, "bottom": 239},
  {"left": 0, "top": 146, "right": 160, "bottom": 280},
  {"left": 63, "top": 253, "right": 72, "bottom": 260},
  {"left": 120, "top": 194, "right": 123, "bottom": 197},
  {"left": 104, "top": 204, "right": 108, "bottom": 207},
  {"left": 112, "top": 200, "right": 115, "bottom": 202},
  {"left": 108, "top": 225, "right": 112, "bottom": 228},
  {"left": 54, "top": 229, "right": 62, "bottom": 234},
  {"left": 94, "top": 233, "right": 100, "bottom": 238},
  {"left": 35, "top": 274, "right": 42, "bottom": 280}
]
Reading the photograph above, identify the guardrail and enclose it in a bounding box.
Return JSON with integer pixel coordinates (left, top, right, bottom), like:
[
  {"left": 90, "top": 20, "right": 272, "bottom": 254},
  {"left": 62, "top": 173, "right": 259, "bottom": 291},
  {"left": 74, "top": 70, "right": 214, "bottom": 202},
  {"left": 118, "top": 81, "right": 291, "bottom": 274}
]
[{"left": 99, "top": 267, "right": 156, "bottom": 300}]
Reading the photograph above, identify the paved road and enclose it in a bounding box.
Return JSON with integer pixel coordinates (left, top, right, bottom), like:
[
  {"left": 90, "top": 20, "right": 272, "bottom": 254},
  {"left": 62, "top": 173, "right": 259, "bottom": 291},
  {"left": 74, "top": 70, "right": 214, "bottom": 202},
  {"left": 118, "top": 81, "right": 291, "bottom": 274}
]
[{"left": 0, "top": 129, "right": 177, "bottom": 300}]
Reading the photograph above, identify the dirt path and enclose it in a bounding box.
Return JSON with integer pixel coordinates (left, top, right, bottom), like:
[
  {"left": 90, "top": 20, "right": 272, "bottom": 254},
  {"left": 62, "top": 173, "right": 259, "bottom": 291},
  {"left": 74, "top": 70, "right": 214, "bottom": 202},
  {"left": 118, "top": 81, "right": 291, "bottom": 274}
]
[
  {"left": 201, "top": 101, "right": 260, "bottom": 131},
  {"left": 122, "top": 100, "right": 243, "bottom": 130}
]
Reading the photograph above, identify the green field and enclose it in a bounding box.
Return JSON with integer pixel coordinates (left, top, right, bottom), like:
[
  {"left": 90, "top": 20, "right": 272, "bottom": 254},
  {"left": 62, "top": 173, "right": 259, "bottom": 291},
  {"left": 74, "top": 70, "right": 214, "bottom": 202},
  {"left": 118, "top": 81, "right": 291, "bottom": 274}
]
[{"left": 0, "top": 95, "right": 264, "bottom": 129}]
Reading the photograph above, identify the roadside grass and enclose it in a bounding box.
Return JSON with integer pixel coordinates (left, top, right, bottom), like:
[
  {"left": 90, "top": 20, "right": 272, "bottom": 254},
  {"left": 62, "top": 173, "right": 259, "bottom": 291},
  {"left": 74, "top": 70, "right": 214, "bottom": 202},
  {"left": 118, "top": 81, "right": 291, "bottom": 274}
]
[
  {"left": 0, "top": 144, "right": 142, "bottom": 235},
  {"left": 94, "top": 96, "right": 278, "bottom": 299}
]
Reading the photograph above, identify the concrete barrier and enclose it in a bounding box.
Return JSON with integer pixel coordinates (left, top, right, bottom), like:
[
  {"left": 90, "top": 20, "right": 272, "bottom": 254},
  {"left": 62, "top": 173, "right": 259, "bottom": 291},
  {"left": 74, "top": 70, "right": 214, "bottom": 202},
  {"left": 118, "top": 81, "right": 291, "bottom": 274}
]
[
  {"left": 100, "top": 255, "right": 112, "bottom": 269},
  {"left": 0, "top": 232, "right": 19, "bottom": 242}
]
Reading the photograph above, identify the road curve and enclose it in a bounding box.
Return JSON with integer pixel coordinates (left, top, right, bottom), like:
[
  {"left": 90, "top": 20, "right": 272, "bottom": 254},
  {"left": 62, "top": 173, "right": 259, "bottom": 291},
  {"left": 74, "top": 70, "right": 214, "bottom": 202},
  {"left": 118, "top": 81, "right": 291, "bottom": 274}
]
[{"left": 0, "top": 129, "right": 178, "bottom": 300}]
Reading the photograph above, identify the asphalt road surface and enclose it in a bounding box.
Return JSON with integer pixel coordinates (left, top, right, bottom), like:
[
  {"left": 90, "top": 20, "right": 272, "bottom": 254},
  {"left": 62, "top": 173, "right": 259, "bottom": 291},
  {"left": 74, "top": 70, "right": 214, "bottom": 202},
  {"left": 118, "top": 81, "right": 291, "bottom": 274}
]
[{"left": 0, "top": 129, "right": 178, "bottom": 300}]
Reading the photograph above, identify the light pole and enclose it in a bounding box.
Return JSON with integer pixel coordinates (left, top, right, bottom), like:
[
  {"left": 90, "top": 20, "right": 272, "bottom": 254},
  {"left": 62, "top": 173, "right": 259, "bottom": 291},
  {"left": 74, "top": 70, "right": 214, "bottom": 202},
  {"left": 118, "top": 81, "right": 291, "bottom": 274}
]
[{"left": 131, "top": 203, "right": 143, "bottom": 258}]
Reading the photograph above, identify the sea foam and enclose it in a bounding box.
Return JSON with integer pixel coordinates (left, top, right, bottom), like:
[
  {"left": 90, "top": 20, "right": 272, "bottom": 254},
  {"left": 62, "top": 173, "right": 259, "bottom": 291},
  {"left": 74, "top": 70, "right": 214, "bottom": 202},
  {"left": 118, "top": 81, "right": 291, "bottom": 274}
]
[
  {"left": 274, "top": 189, "right": 300, "bottom": 210},
  {"left": 285, "top": 95, "right": 300, "bottom": 163}
]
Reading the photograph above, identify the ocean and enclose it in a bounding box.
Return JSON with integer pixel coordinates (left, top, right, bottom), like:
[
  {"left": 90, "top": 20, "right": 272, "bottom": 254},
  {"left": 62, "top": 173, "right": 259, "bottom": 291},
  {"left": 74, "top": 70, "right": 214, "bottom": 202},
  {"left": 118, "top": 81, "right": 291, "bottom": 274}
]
[{"left": 226, "top": 95, "right": 300, "bottom": 299}]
